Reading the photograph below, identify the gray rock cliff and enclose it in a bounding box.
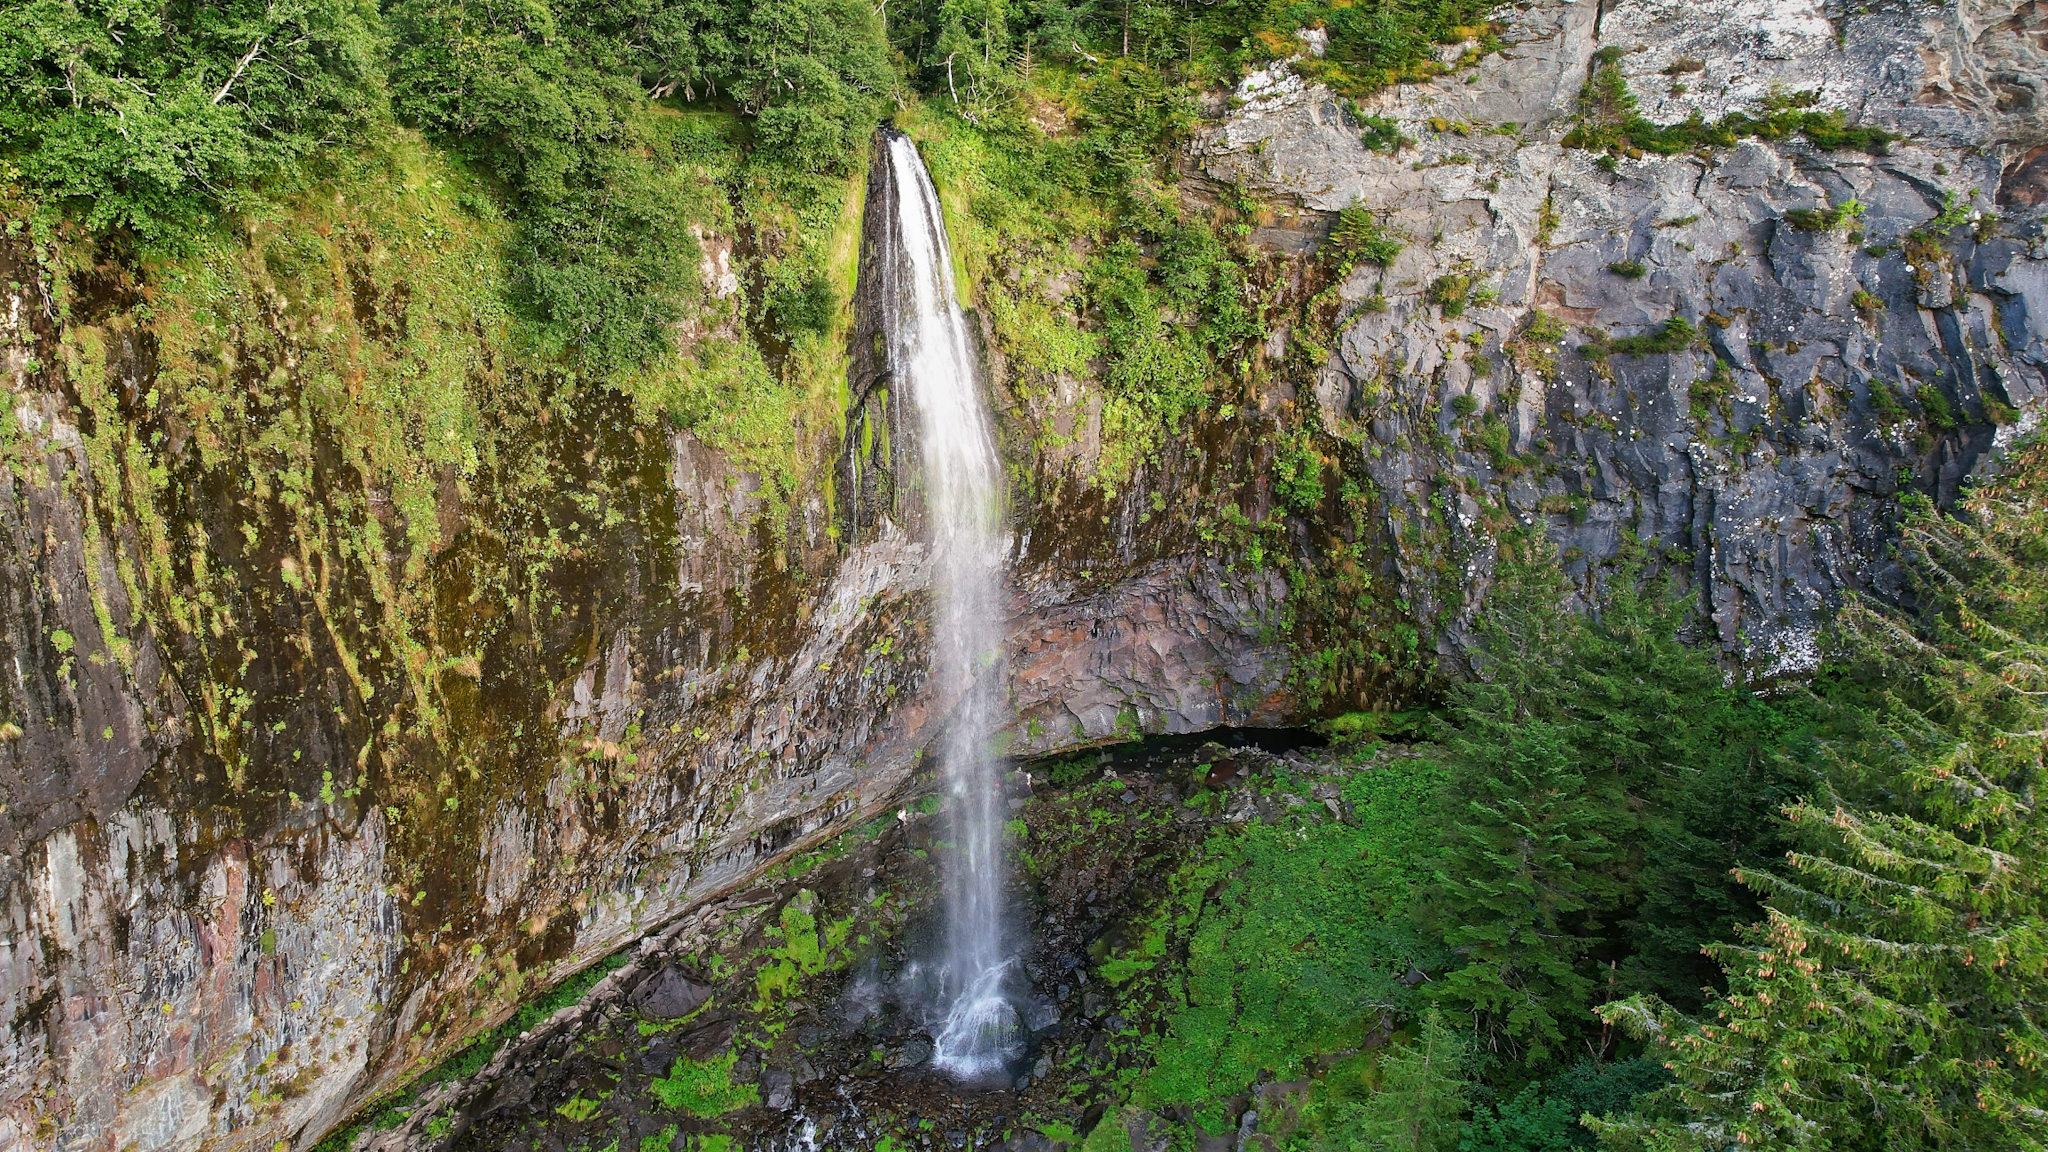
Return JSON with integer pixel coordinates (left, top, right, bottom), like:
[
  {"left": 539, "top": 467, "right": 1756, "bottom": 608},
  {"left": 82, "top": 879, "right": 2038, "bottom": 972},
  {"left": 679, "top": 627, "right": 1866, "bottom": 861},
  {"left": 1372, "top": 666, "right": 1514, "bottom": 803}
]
[{"left": 0, "top": 1, "right": 2040, "bottom": 1150}]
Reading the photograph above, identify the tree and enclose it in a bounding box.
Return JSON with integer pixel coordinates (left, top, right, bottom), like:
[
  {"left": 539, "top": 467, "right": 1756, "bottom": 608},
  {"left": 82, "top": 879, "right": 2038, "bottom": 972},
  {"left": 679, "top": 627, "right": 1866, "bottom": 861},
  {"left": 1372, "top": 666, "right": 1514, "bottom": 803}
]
[
  {"left": 1429, "top": 717, "right": 1619, "bottom": 1067},
  {"left": 1425, "top": 548, "right": 1824, "bottom": 1066},
  {"left": 1596, "top": 436, "right": 2048, "bottom": 1151},
  {"left": 0, "top": 0, "right": 383, "bottom": 241},
  {"left": 1325, "top": 1008, "right": 1473, "bottom": 1152}
]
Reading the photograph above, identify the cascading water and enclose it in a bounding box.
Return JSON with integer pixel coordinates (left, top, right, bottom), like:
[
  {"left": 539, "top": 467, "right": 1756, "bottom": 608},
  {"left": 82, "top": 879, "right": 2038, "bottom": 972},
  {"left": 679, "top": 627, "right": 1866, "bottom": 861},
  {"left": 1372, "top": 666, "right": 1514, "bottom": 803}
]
[{"left": 877, "top": 131, "right": 1023, "bottom": 1079}]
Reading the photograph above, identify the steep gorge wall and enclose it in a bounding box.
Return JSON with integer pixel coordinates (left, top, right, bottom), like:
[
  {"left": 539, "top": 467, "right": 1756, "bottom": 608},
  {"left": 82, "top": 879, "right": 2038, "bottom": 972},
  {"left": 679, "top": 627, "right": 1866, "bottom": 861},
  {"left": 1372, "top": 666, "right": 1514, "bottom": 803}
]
[
  {"left": 0, "top": 146, "right": 1290, "bottom": 1152},
  {"left": 1198, "top": 0, "right": 2047, "bottom": 668},
  {"left": 0, "top": 1, "right": 2042, "bottom": 1150}
]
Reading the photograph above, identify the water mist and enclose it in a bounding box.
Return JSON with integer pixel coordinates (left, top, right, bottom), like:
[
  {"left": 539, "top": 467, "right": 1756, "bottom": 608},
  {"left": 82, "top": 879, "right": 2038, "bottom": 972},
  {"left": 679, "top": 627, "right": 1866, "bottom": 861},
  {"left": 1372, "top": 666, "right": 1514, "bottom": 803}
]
[{"left": 876, "top": 131, "right": 1022, "bottom": 1079}]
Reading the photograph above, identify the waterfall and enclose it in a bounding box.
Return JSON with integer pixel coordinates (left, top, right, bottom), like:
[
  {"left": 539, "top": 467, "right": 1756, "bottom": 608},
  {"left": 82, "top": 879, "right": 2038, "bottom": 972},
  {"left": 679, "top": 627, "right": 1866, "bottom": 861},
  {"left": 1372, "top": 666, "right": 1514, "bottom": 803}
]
[{"left": 877, "top": 131, "right": 1022, "bottom": 1078}]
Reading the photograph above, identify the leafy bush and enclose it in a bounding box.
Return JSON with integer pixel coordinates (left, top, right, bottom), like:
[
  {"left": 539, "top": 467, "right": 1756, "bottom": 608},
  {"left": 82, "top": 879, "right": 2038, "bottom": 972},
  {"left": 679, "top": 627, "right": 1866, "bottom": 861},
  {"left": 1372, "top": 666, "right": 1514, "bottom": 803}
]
[
  {"left": 0, "top": 0, "right": 384, "bottom": 242},
  {"left": 1429, "top": 272, "right": 1485, "bottom": 317},
  {"left": 1327, "top": 204, "right": 1407, "bottom": 273},
  {"left": 650, "top": 1051, "right": 758, "bottom": 1116},
  {"left": 1868, "top": 380, "right": 1909, "bottom": 423},
  {"left": 1606, "top": 260, "right": 1647, "bottom": 279},
  {"left": 1275, "top": 432, "right": 1328, "bottom": 513},
  {"left": 388, "top": 0, "right": 889, "bottom": 374},
  {"left": 1916, "top": 382, "right": 1958, "bottom": 430}
]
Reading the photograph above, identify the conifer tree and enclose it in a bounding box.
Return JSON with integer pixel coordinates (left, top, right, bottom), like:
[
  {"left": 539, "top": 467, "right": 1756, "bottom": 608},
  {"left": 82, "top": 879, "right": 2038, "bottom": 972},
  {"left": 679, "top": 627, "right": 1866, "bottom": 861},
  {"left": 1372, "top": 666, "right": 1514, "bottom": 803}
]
[
  {"left": 1431, "top": 718, "right": 1619, "bottom": 1066},
  {"left": 1425, "top": 556, "right": 1625, "bottom": 1066},
  {"left": 1323, "top": 1007, "right": 1473, "bottom": 1152},
  {"left": 1595, "top": 436, "right": 2048, "bottom": 1151}
]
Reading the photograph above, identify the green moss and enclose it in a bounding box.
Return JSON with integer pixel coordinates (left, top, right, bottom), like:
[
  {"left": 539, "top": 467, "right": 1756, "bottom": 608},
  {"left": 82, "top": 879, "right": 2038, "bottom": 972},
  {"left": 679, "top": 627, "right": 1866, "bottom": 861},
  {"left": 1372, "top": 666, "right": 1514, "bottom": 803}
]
[{"left": 649, "top": 1051, "right": 758, "bottom": 1117}]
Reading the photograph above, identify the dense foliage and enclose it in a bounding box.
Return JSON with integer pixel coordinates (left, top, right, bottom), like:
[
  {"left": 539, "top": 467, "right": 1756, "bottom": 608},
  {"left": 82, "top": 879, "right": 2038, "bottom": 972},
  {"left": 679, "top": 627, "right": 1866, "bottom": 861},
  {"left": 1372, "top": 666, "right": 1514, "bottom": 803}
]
[
  {"left": 385, "top": 0, "right": 892, "bottom": 370},
  {"left": 1074, "top": 441, "right": 2048, "bottom": 1151},
  {"left": 1597, "top": 439, "right": 2048, "bottom": 1151},
  {"left": 1092, "top": 547, "right": 1821, "bottom": 1137},
  {"left": 2, "top": 0, "right": 1501, "bottom": 384},
  {"left": 0, "top": 0, "right": 383, "bottom": 240}
]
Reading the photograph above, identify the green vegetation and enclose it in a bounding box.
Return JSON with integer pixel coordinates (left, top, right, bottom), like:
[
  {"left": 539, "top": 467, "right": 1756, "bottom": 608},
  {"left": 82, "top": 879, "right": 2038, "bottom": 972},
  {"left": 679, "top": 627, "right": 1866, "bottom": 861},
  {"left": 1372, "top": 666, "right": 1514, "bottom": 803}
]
[
  {"left": 1326, "top": 204, "right": 1407, "bottom": 277},
  {"left": 1427, "top": 271, "right": 1492, "bottom": 318},
  {"left": 0, "top": 0, "right": 384, "bottom": 243},
  {"left": 1131, "top": 753, "right": 1448, "bottom": 1126},
  {"left": 1599, "top": 437, "right": 2048, "bottom": 1150},
  {"left": 649, "top": 1051, "right": 758, "bottom": 1117},
  {"left": 1308, "top": 1009, "right": 1470, "bottom": 1152},
  {"left": 1564, "top": 59, "right": 1894, "bottom": 159},
  {"left": 5, "top": 0, "right": 889, "bottom": 378},
  {"left": 1070, "top": 440, "right": 2048, "bottom": 1150},
  {"left": 1917, "top": 383, "right": 1959, "bottom": 431},
  {"left": 1077, "top": 529, "right": 1851, "bottom": 1140},
  {"left": 1584, "top": 316, "right": 1701, "bottom": 360},
  {"left": 1785, "top": 198, "right": 1866, "bottom": 233}
]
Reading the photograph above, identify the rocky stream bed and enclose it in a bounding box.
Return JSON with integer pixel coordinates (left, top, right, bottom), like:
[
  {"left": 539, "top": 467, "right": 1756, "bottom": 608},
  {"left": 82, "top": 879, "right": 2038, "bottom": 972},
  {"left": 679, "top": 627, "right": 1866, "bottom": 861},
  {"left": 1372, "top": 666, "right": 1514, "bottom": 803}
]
[{"left": 345, "top": 731, "right": 1363, "bottom": 1152}]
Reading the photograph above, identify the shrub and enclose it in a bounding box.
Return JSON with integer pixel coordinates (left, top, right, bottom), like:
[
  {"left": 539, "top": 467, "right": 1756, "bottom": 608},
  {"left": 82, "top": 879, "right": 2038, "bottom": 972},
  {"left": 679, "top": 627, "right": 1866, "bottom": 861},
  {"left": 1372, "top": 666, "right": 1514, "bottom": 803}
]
[
  {"left": 1451, "top": 393, "right": 1481, "bottom": 417},
  {"left": 1916, "top": 383, "right": 1958, "bottom": 430},
  {"left": 1476, "top": 414, "right": 1514, "bottom": 471},
  {"left": 1428, "top": 272, "right": 1483, "bottom": 317},
  {"left": 1868, "top": 380, "right": 1909, "bottom": 423},
  {"left": 0, "top": 0, "right": 385, "bottom": 243},
  {"left": 1607, "top": 260, "right": 1648, "bottom": 279},
  {"left": 1326, "top": 205, "right": 1406, "bottom": 272},
  {"left": 1606, "top": 316, "right": 1700, "bottom": 356},
  {"left": 1785, "top": 199, "right": 1866, "bottom": 232},
  {"left": 1525, "top": 312, "right": 1568, "bottom": 345}
]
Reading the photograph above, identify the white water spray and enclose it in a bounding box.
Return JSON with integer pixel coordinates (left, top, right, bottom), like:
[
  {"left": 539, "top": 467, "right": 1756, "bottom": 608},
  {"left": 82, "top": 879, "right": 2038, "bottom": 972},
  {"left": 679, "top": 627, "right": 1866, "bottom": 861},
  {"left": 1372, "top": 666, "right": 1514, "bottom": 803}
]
[{"left": 877, "top": 132, "right": 1021, "bottom": 1079}]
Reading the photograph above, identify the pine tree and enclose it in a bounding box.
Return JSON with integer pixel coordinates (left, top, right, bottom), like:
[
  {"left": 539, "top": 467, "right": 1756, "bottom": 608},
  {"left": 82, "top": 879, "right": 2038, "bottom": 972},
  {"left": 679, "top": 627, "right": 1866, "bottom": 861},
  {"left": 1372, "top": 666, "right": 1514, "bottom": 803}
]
[
  {"left": 1595, "top": 436, "right": 2048, "bottom": 1151},
  {"left": 1323, "top": 1007, "right": 1472, "bottom": 1152},
  {"left": 1431, "top": 717, "right": 1619, "bottom": 1066},
  {"left": 1426, "top": 557, "right": 1626, "bottom": 1067}
]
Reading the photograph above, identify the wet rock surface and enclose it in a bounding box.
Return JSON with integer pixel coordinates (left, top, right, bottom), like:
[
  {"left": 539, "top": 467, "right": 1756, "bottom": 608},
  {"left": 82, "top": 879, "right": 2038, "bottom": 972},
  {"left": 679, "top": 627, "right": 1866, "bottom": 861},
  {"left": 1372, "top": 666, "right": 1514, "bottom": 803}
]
[
  {"left": 361, "top": 732, "right": 1337, "bottom": 1152},
  {"left": 0, "top": 2, "right": 2042, "bottom": 1149}
]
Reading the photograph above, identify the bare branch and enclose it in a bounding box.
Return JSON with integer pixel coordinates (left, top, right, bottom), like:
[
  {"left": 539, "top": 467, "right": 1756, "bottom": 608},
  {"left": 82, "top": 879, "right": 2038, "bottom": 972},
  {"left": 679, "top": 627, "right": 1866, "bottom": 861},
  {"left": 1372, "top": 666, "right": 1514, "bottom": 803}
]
[{"left": 213, "top": 36, "right": 266, "bottom": 105}]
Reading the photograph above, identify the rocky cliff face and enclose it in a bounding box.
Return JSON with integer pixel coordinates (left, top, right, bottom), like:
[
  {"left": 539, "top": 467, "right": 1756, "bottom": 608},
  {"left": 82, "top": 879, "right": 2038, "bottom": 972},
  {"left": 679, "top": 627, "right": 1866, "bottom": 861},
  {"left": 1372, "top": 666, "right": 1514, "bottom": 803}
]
[
  {"left": 0, "top": 2, "right": 2042, "bottom": 1150},
  {"left": 0, "top": 145, "right": 1291, "bottom": 1152},
  {"left": 1199, "top": 0, "right": 2046, "bottom": 670}
]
